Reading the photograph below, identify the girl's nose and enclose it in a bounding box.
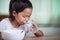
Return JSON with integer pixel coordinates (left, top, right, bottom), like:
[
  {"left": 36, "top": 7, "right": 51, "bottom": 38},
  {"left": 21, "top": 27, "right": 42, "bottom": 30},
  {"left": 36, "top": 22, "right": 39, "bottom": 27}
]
[{"left": 25, "top": 18, "right": 29, "bottom": 22}]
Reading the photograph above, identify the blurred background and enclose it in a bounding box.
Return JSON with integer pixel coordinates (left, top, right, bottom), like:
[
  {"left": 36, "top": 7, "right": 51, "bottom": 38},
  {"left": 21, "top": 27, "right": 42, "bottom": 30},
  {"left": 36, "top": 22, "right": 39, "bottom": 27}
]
[{"left": 0, "top": 0, "right": 60, "bottom": 36}]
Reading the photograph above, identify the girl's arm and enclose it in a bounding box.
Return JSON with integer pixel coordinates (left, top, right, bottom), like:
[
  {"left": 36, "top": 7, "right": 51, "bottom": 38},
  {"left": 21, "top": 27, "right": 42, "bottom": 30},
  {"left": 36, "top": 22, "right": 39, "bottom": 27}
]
[{"left": 34, "top": 30, "right": 44, "bottom": 37}]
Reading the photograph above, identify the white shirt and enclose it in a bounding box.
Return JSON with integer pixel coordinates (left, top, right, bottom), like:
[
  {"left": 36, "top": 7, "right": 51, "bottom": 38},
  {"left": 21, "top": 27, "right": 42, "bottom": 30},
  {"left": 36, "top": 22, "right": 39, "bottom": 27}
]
[{"left": 0, "top": 18, "right": 32, "bottom": 40}]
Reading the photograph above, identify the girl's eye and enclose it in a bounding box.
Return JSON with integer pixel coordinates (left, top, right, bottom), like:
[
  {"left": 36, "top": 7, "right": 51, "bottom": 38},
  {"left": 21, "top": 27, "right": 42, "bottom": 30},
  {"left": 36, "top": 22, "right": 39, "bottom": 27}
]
[
  {"left": 28, "top": 16, "right": 30, "bottom": 18},
  {"left": 22, "top": 16, "right": 25, "bottom": 18}
]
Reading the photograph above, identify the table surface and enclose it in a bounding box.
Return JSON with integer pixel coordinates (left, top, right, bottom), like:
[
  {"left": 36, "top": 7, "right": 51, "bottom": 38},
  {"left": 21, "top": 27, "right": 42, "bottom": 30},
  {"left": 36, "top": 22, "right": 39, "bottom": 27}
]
[
  {"left": 24, "top": 35, "right": 60, "bottom": 40},
  {"left": 0, "top": 35, "right": 60, "bottom": 40}
]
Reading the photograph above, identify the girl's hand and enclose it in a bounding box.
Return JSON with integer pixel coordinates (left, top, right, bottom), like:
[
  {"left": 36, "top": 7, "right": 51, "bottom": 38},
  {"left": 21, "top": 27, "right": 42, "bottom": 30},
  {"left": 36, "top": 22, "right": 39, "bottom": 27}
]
[
  {"left": 30, "top": 20, "right": 44, "bottom": 37},
  {"left": 32, "top": 20, "right": 38, "bottom": 28},
  {"left": 30, "top": 20, "right": 38, "bottom": 33}
]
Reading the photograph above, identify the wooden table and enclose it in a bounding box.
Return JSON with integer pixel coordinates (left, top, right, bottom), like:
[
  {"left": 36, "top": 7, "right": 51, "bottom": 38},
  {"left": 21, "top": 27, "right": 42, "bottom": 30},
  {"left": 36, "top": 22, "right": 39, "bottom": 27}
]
[
  {"left": 24, "top": 35, "right": 60, "bottom": 40},
  {"left": 0, "top": 35, "right": 60, "bottom": 40}
]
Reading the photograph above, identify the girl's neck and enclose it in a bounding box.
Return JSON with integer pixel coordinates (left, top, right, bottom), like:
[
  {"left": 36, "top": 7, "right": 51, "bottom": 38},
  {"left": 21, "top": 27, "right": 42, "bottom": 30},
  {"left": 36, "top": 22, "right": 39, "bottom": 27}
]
[{"left": 9, "top": 19, "right": 20, "bottom": 28}]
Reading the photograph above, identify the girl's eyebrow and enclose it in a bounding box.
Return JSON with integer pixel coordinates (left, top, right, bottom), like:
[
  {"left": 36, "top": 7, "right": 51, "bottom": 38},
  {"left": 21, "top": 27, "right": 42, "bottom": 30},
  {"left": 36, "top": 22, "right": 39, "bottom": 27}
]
[{"left": 25, "top": 14, "right": 31, "bottom": 17}]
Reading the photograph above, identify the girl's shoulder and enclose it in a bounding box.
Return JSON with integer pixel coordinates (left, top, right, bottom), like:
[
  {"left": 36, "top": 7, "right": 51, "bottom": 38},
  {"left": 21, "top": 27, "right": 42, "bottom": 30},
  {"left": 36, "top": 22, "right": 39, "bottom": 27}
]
[
  {"left": 0, "top": 18, "right": 10, "bottom": 31},
  {"left": 0, "top": 18, "right": 9, "bottom": 23},
  {"left": 0, "top": 18, "right": 10, "bottom": 27}
]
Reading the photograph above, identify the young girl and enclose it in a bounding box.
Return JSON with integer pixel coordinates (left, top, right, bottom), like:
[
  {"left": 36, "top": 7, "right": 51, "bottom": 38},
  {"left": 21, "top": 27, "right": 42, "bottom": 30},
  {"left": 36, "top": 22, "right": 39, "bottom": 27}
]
[{"left": 0, "top": 0, "right": 43, "bottom": 40}]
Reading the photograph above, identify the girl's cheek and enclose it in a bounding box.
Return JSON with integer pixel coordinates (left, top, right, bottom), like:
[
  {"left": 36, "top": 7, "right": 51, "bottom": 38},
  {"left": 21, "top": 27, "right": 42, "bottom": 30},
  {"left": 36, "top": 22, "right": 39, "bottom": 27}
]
[{"left": 21, "top": 17, "right": 26, "bottom": 23}]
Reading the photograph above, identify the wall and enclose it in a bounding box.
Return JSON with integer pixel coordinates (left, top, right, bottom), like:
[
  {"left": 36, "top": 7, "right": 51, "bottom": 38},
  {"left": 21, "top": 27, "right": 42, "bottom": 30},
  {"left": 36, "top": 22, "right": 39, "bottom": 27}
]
[{"left": 0, "top": 0, "right": 60, "bottom": 24}]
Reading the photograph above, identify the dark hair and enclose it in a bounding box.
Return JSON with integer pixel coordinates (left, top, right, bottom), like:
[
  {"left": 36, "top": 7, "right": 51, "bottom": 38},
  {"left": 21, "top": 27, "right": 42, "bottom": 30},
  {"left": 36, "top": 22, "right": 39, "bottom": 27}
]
[{"left": 9, "top": 0, "right": 33, "bottom": 19}]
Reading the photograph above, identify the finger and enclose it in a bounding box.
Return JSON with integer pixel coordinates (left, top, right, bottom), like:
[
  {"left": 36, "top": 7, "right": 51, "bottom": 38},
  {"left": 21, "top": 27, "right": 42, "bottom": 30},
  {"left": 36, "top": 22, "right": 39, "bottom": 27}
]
[{"left": 32, "top": 20, "right": 38, "bottom": 27}]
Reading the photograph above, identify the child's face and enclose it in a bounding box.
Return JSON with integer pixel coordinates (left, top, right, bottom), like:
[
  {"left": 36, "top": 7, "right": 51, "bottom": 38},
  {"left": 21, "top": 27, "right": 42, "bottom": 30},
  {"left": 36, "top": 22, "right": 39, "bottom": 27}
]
[{"left": 13, "top": 8, "right": 32, "bottom": 25}]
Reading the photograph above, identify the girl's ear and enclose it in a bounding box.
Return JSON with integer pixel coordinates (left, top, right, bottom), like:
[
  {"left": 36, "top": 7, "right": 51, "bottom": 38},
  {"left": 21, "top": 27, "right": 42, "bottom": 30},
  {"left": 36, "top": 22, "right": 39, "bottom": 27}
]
[{"left": 12, "top": 11, "right": 17, "bottom": 17}]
